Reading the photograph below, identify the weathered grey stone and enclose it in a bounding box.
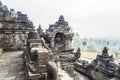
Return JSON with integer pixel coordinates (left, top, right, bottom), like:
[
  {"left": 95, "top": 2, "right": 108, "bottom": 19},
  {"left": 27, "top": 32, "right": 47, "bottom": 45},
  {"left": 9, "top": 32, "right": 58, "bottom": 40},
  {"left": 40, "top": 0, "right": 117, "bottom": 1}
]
[
  {"left": 0, "top": 51, "right": 26, "bottom": 80},
  {"left": 46, "top": 62, "right": 58, "bottom": 80},
  {"left": 44, "top": 15, "right": 74, "bottom": 53},
  {"left": 0, "top": 1, "right": 34, "bottom": 50},
  {"left": 24, "top": 31, "right": 51, "bottom": 79},
  {"left": 75, "top": 48, "right": 81, "bottom": 59}
]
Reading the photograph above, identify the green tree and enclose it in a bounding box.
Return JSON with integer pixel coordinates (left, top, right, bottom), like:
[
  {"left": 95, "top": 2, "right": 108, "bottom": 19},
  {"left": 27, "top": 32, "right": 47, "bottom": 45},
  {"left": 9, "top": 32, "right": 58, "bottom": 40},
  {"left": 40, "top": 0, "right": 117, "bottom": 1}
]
[
  {"left": 115, "top": 51, "right": 120, "bottom": 58},
  {"left": 82, "top": 41, "right": 87, "bottom": 46},
  {"left": 72, "top": 32, "right": 81, "bottom": 50}
]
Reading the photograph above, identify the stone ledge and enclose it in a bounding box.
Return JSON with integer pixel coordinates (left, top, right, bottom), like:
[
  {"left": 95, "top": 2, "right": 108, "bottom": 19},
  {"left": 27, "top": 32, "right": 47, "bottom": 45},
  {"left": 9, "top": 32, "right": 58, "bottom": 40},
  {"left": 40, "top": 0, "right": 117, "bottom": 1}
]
[{"left": 0, "top": 48, "right": 3, "bottom": 56}]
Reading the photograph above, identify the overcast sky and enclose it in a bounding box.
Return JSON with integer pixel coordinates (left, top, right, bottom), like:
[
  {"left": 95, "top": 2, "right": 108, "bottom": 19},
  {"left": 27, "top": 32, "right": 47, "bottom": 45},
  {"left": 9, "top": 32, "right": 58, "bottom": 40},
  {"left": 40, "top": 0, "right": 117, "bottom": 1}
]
[{"left": 1, "top": 0, "right": 120, "bottom": 38}]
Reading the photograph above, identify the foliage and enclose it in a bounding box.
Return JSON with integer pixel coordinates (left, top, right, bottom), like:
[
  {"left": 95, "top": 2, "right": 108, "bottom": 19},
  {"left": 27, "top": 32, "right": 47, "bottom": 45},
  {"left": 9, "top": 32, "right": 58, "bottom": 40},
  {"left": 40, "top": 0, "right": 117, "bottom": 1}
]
[
  {"left": 115, "top": 51, "right": 120, "bottom": 58},
  {"left": 72, "top": 33, "right": 120, "bottom": 56},
  {"left": 86, "top": 46, "right": 99, "bottom": 52},
  {"left": 72, "top": 32, "right": 81, "bottom": 50},
  {"left": 82, "top": 41, "right": 87, "bottom": 46}
]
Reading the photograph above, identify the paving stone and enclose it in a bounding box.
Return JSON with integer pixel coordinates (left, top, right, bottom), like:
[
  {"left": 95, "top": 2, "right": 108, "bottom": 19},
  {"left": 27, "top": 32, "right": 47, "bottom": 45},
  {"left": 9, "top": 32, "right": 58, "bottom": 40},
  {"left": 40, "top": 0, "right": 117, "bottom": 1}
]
[
  {"left": 5, "top": 76, "right": 15, "bottom": 80},
  {"left": 0, "top": 78, "right": 5, "bottom": 80},
  {"left": 0, "top": 73, "right": 8, "bottom": 78},
  {"left": 17, "top": 71, "right": 25, "bottom": 75},
  {"left": 0, "top": 51, "right": 26, "bottom": 80},
  {"left": 15, "top": 74, "right": 26, "bottom": 80}
]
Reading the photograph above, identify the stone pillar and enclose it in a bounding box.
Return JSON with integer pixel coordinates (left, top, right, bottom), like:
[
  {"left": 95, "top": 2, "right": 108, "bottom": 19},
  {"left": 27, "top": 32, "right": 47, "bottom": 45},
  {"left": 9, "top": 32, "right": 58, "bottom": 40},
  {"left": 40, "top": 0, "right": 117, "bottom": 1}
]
[
  {"left": 65, "top": 36, "right": 70, "bottom": 50},
  {"left": 65, "top": 40, "right": 68, "bottom": 50},
  {"left": 51, "top": 37, "right": 54, "bottom": 50}
]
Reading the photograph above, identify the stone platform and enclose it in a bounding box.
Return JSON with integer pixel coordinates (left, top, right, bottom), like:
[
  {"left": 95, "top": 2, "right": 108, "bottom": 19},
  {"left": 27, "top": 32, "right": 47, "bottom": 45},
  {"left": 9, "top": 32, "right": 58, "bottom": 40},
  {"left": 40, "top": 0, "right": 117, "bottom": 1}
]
[{"left": 0, "top": 51, "right": 26, "bottom": 80}]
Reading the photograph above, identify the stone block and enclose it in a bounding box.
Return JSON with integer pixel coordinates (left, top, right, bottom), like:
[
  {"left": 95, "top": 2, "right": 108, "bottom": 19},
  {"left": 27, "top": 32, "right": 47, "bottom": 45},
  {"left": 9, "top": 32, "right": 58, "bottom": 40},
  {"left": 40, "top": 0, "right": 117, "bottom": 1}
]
[{"left": 0, "top": 48, "right": 3, "bottom": 55}]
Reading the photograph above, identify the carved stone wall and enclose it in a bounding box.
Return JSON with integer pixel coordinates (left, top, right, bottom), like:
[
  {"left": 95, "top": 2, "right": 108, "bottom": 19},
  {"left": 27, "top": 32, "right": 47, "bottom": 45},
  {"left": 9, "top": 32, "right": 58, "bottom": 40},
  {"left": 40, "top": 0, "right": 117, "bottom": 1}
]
[
  {"left": 0, "top": 34, "right": 25, "bottom": 50},
  {"left": 0, "top": 1, "right": 34, "bottom": 50}
]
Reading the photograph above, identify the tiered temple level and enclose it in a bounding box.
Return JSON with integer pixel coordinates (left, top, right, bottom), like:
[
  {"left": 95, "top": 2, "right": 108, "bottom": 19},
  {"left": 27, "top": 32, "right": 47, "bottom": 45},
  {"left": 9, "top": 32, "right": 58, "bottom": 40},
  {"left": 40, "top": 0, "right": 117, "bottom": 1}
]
[
  {"left": 75, "top": 47, "right": 120, "bottom": 80},
  {"left": 0, "top": 1, "right": 34, "bottom": 50},
  {"left": 0, "top": 1, "right": 34, "bottom": 30}
]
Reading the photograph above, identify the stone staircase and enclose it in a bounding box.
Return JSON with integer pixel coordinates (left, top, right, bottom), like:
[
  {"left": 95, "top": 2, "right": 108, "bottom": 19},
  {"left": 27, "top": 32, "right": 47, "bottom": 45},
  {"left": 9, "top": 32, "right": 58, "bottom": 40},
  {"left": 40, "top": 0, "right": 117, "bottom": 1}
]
[{"left": 0, "top": 51, "right": 26, "bottom": 80}]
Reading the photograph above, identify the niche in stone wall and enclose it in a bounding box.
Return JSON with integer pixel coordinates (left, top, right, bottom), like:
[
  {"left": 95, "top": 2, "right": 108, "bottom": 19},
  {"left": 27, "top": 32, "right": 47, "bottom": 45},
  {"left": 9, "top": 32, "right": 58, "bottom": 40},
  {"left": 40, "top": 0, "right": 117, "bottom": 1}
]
[{"left": 54, "top": 32, "right": 65, "bottom": 51}]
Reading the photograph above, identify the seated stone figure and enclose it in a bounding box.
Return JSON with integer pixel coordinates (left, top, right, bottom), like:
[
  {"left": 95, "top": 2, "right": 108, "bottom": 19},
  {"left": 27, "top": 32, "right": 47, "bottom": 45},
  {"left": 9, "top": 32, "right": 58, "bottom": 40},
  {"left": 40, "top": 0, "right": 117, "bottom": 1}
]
[{"left": 102, "top": 47, "right": 109, "bottom": 57}]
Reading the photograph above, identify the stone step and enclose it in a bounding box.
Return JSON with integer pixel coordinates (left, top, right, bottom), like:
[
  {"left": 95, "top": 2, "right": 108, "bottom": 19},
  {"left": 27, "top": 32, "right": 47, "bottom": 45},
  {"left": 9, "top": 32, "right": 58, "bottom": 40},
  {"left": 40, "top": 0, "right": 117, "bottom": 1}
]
[{"left": 0, "top": 51, "right": 26, "bottom": 80}]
